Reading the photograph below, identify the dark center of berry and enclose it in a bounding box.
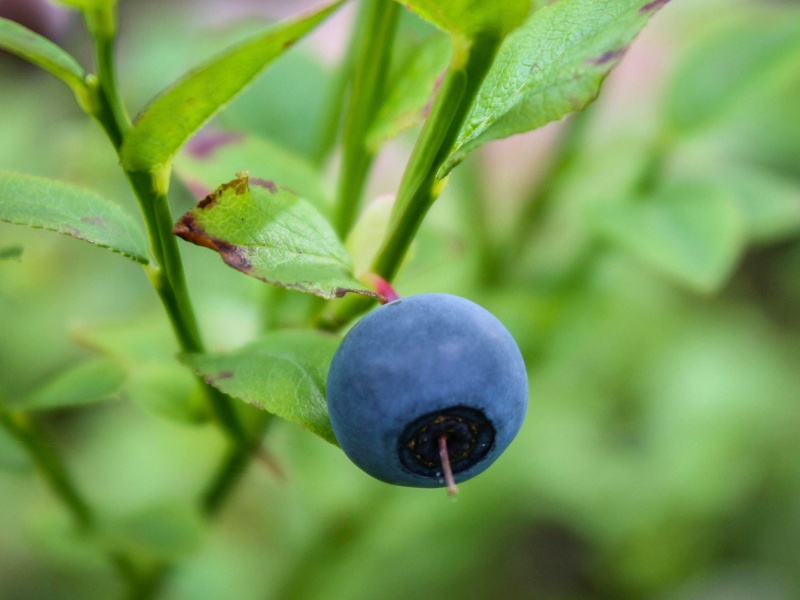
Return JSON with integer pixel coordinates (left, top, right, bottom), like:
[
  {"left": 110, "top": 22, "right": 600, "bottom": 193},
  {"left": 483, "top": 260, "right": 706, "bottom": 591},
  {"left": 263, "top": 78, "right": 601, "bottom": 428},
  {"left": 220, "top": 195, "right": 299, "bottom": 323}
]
[{"left": 398, "top": 406, "right": 495, "bottom": 478}]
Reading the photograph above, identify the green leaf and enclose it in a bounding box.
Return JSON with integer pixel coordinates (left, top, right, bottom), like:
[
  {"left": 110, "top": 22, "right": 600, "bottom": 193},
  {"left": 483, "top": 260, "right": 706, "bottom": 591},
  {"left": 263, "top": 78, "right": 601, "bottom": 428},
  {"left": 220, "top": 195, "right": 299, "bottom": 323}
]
[
  {"left": 174, "top": 130, "right": 329, "bottom": 210},
  {"left": 593, "top": 182, "right": 746, "bottom": 293},
  {"left": 0, "top": 171, "right": 150, "bottom": 264},
  {"left": 442, "top": 0, "right": 669, "bottom": 175},
  {"left": 184, "top": 330, "right": 340, "bottom": 445},
  {"left": 174, "top": 174, "right": 381, "bottom": 300},
  {"left": 718, "top": 166, "right": 800, "bottom": 245},
  {"left": 12, "top": 358, "right": 126, "bottom": 412},
  {"left": 0, "top": 18, "right": 89, "bottom": 107},
  {"left": 366, "top": 33, "right": 452, "bottom": 150},
  {"left": 120, "top": 1, "right": 344, "bottom": 172},
  {"left": 0, "top": 245, "right": 23, "bottom": 261},
  {"left": 665, "top": 14, "right": 800, "bottom": 135},
  {"left": 397, "top": 0, "right": 531, "bottom": 37}
]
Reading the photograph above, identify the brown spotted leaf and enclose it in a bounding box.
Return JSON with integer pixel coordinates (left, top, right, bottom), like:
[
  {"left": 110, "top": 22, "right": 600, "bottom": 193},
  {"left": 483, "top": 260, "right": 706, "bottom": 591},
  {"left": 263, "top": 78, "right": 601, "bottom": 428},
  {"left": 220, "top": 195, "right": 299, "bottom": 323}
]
[
  {"left": 442, "top": 0, "right": 670, "bottom": 175},
  {"left": 174, "top": 174, "right": 381, "bottom": 300}
]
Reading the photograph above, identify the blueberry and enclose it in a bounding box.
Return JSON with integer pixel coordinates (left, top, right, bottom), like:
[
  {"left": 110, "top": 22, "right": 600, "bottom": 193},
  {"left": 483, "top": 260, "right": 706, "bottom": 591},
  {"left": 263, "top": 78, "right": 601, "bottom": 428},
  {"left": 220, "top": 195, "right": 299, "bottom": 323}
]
[{"left": 326, "top": 293, "right": 528, "bottom": 489}]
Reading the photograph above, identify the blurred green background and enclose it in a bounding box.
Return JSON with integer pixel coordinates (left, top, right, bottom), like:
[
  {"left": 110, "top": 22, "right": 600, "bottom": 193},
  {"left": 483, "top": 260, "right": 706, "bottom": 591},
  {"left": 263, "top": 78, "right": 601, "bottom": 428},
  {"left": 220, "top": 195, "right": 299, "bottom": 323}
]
[{"left": 2, "top": 0, "right": 800, "bottom": 598}]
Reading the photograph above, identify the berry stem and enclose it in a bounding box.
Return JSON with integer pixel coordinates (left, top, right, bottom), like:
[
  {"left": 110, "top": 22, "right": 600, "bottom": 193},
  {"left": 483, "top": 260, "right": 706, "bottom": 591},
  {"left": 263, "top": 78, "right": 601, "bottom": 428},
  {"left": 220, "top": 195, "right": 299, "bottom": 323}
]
[
  {"left": 318, "top": 34, "right": 502, "bottom": 330},
  {"left": 372, "top": 33, "right": 501, "bottom": 282},
  {"left": 369, "top": 273, "right": 400, "bottom": 303},
  {"left": 438, "top": 435, "right": 459, "bottom": 496}
]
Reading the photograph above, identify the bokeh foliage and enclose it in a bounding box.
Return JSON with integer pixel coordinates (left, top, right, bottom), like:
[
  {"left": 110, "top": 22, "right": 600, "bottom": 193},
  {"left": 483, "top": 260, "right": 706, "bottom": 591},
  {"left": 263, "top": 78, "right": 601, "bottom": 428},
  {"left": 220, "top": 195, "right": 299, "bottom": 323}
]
[{"left": 1, "top": 0, "right": 800, "bottom": 599}]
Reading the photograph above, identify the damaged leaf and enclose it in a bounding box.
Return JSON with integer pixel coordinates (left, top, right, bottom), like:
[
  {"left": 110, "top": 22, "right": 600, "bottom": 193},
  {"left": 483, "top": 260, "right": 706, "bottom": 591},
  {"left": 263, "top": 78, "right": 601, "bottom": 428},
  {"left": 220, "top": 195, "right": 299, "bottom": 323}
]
[{"left": 174, "top": 174, "right": 381, "bottom": 300}]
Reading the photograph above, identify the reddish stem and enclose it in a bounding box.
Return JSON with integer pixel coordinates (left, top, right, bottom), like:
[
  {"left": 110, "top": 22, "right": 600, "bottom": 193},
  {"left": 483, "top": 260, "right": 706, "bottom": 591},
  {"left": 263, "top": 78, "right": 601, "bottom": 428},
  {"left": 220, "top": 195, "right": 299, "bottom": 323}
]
[
  {"left": 438, "top": 435, "right": 458, "bottom": 496},
  {"left": 370, "top": 273, "right": 401, "bottom": 303}
]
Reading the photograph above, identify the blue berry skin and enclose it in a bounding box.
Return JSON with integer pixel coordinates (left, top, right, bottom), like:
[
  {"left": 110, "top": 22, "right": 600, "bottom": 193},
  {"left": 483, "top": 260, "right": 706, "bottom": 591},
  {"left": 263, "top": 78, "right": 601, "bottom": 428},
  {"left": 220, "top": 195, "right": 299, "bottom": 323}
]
[{"left": 326, "top": 293, "right": 528, "bottom": 488}]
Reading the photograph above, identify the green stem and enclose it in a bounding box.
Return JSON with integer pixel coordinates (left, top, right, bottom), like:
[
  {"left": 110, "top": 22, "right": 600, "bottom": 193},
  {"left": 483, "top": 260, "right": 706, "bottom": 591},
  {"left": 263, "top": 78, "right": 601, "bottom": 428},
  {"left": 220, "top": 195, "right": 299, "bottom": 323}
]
[
  {"left": 84, "top": 7, "right": 130, "bottom": 147},
  {"left": 90, "top": 81, "right": 127, "bottom": 149},
  {"left": 320, "top": 34, "right": 502, "bottom": 329},
  {"left": 310, "top": 2, "right": 365, "bottom": 167},
  {"left": 92, "top": 25, "right": 130, "bottom": 137},
  {"left": 0, "top": 407, "right": 144, "bottom": 590},
  {"left": 273, "top": 489, "right": 390, "bottom": 600},
  {"left": 129, "top": 413, "right": 275, "bottom": 599},
  {"left": 202, "top": 413, "right": 275, "bottom": 515},
  {"left": 373, "top": 34, "right": 501, "bottom": 279},
  {"left": 127, "top": 173, "right": 249, "bottom": 446},
  {"left": 0, "top": 408, "right": 93, "bottom": 529},
  {"left": 82, "top": 82, "right": 251, "bottom": 455},
  {"left": 62, "top": 6, "right": 265, "bottom": 597},
  {"left": 126, "top": 172, "right": 202, "bottom": 351},
  {"left": 332, "top": 0, "right": 401, "bottom": 238},
  {"left": 201, "top": 443, "right": 253, "bottom": 516},
  {"left": 79, "top": 4, "right": 249, "bottom": 447},
  {"left": 82, "top": 14, "right": 258, "bottom": 576}
]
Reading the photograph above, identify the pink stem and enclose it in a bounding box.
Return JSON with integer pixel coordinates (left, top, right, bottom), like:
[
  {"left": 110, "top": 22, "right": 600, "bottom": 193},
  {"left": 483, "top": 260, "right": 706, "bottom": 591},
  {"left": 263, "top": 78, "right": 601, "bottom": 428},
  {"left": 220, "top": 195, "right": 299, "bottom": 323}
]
[
  {"left": 438, "top": 435, "right": 458, "bottom": 496},
  {"left": 370, "top": 273, "right": 401, "bottom": 303}
]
